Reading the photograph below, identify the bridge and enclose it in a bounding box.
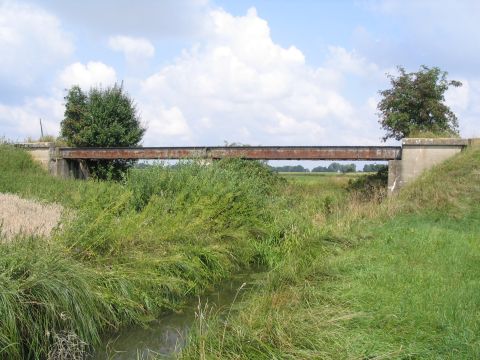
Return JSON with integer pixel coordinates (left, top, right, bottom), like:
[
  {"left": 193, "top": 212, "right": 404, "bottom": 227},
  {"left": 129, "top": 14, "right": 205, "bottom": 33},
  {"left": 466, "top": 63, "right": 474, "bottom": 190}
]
[
  {"left": 18, "top": 138, "right": 476, "bottom": 193},
  {"left": 59, "top": 146, "right": 401, "bottom": 161}
]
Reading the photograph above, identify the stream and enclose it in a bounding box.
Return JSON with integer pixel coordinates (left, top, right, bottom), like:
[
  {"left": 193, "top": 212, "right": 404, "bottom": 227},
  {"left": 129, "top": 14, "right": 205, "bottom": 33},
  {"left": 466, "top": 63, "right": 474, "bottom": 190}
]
[{"left": 93, "top": 270, "right": 262, "bottom": 359}]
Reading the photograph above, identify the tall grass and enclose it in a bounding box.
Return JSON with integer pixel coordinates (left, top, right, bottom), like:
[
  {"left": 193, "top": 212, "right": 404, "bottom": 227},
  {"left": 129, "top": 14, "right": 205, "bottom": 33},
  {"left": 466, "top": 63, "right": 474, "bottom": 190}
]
[
  {"left": 0, "top": 145, "right": 290, "bottom": 358},
  {"left": 0, "top": 237, "right": 111, "bottom": 359},
  {"left": 180, "top": 147, "right": 480, "bottom": 359},
  {"left": 4, "top": 144, "right": 479, "bottom": 358}
]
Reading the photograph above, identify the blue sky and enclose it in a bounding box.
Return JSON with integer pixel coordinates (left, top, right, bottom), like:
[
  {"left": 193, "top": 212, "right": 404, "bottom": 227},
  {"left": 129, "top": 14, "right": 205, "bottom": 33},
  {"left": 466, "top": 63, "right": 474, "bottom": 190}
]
[{"left": 0, "top": 0, "right": 478, "bottom": 161}]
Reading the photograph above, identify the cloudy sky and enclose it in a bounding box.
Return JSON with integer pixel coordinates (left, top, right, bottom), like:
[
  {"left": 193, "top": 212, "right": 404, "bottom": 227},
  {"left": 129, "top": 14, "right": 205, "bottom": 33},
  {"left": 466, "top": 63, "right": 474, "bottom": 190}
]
[{"left": 0, "top": 0, "right": 478, "bottom": 151}]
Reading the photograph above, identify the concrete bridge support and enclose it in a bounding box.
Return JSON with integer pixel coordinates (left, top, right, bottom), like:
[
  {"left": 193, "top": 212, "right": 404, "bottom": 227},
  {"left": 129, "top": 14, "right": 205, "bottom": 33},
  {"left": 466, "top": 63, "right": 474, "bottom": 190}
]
[
  {"left": 14, "top": 143, "right": 89, "bottom": 179},
  {"left": 50, "top": 157, "right": 89, "bottom": 179},
  {"left": 388, "top": 138, "right": 469, "bottom": 194}
]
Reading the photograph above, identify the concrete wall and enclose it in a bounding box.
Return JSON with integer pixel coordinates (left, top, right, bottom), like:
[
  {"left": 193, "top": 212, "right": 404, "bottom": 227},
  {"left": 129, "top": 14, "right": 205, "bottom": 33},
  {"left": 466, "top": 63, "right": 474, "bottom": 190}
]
[
  {"left": 49, "top": 157, "right": 89, "bottom": 179},
  {"left": 15, "top": 142, "right": 53, "bottom": 170},
  {"left": 387, "top": 160, "right": 402, "bottom": 193},
  {"left": 388, "top": 138, "right": 468, "bottom": 194},
  {"left": 49, "top": 147, "right": 89, "bottom": 179},
  {"left": 15, "top": 143, "right": 89, "bottom": 179}
]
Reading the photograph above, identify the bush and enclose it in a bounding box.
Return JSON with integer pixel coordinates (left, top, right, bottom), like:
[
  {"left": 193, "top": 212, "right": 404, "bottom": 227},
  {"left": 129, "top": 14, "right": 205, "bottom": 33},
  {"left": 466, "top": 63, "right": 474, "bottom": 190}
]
[
  {"left": 60, "top": 84, "right": 145, "bottom": 180},
  {"left": 347, "top": 166, "right": 388, "bottom": 200}
]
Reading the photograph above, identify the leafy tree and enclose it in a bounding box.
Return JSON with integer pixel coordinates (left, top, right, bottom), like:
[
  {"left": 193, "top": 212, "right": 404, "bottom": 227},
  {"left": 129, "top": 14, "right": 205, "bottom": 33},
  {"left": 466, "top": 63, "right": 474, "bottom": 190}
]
[
  {"left": 341, "top": 163, "right": 356, "bottom": 173},
  {"left": 325, "top": 162, "right": 356, "bottom": 173},
  {"left": 312, "top": 162, "right": 356, "bottom": 173},
  {"left": 311, "top": 165, "right": 328, "bottom": 173},
  {"left": 327, "top": 162, "right": 342, "bottom": 173},
  {"left": 270, "top": 165, "right": 309, "bottom": 173},
  {"left": 363, "top": 164, "right": 387, "bottom": 173},
  {"left": 61, "top": 84, "right": 145, "bottom": 180},
  {"left": 347, "top": 166, "right": 388, "bottom": 201},
  {"left": 377, "top": 66, "right": 462, "bottom": 141}
]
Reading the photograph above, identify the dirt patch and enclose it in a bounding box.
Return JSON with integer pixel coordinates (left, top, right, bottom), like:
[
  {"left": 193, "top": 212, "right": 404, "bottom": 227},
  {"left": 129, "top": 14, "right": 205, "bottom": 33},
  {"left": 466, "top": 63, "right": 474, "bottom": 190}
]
[{"left": 0, "top": 193, "right": 63, "bottom": 241}]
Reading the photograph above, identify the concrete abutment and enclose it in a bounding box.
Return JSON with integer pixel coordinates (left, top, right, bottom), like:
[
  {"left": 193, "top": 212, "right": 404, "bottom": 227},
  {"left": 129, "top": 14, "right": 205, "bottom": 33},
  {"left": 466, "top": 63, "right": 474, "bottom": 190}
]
[{"left": 388, "top": 138, "right": 470, "bottom": 195}]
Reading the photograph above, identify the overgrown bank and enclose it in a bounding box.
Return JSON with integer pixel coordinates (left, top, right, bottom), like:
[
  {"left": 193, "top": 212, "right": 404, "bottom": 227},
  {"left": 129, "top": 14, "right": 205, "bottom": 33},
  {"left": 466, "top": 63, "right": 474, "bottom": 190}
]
[
  {"left": 180, "top": 147, "right": 480, "bottom": 359},
  {"left": 2, "top": 145, "right": 479, "bottom": 359},
  {"left": 0, "top": 145, "right": 298, "bottom": 358}
]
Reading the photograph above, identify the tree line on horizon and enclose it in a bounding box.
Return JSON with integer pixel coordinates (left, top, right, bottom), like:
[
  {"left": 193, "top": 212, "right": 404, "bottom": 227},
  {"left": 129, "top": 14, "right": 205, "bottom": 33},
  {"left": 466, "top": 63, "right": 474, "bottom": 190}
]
[{"left": 269, "top": 163, "right": 387, "bottom": 173}]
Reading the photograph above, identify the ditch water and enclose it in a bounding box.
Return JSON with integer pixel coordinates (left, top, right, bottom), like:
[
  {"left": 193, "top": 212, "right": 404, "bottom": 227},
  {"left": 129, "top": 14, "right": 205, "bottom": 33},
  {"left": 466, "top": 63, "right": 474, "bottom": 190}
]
[{"left": 93, "top": 270, "right": 262, "bottom": 359}]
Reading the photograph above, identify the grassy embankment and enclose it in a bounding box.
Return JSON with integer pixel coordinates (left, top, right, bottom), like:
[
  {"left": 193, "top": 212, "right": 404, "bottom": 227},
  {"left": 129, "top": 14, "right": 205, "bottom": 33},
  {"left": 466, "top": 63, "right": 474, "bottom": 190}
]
[
  {"left": 2, "top": 144, "right": 479, "bottom": 359},
  {"left": 0, "top": 145, "right": 306, "bottom": 359},
  {"left": 181, "top": 147, "right": 480, "bottom": 359}
]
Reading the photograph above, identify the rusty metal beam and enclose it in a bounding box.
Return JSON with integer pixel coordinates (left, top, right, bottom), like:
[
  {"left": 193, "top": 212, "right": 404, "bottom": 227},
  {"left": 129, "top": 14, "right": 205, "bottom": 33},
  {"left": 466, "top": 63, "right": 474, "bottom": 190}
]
[{"left": 59, "top": 146, "right": 402, "bottom": 161}]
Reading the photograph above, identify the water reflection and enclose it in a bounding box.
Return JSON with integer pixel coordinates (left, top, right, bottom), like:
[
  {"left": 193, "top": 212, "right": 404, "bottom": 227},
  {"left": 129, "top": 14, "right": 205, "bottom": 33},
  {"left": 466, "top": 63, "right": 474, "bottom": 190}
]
[{"left": 94, "top": 271, "right": 258, "bottom": 359}]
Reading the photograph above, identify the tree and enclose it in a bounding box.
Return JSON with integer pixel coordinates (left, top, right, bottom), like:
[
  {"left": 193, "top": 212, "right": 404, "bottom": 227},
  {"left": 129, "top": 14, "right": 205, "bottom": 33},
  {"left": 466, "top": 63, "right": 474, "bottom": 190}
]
[
  {"left": 363, "top": 164, "right": 387, "bottom": 173},
  {"left": 377, "top": 66, "right": 462, "bottom": 141},
  {"left": 61, "top": 84, "right": 145, "bottom": 180},
  {"left": 270, "top": 165, "right": 309, "bottom": 173},
  {"left": 311, "top": 165, "right": 328, "bottom": 173},
  {"left": 312, "top": 163, "right": 356, "bottom": 173},
  {"left": 326, "top": 162, "right": 356, "bottom": 173}
]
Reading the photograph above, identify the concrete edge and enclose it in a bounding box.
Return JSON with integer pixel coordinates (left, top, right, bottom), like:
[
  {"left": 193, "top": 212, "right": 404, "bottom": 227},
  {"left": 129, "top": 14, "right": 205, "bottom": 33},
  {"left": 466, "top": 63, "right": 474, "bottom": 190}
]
[
  {"left": 402, "top": 138, "right": 468, "bottom": 146},
  {"left": 468, "top": 138, "right": 480, "bottom": 147},
  {"left": 14, "top": 142, "right": 54, "bottom": 149}
]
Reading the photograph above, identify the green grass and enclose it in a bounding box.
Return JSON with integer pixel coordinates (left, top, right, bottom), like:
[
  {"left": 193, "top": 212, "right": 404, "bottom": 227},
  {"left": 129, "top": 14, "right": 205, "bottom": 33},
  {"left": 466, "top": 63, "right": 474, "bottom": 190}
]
[
  {"left": 3, "top": 144, "right": 479, "bottom": 359},
  {"left": 0, "top": 145, "right": 292, "bottom": 358},
  {"left": 180, "top": 147, "right": 480, "bottom": 359},
  {"left": 280, "top": 171, "right": 361, "bottom": 182}
]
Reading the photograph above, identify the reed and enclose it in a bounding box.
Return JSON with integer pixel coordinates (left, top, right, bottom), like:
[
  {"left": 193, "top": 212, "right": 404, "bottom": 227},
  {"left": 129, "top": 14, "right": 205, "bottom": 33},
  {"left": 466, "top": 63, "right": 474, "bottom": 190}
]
[
  {"left": 0, "top": 145, "right": 287, "bottom": 358},
  {"left": 180, "top": 148, "right": 480, "bottom": 359}
]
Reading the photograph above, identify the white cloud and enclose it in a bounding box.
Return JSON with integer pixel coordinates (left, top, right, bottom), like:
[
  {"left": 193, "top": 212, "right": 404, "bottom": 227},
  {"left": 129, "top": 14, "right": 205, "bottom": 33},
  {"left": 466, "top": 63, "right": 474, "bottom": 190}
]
[
  {"left": 139, "top": 7, "right": 381, "bottom": 146},
  {"left": 108, "top": 35, "right": 155, "bottom": 63},
  {"left": 266, "top": 112, "right": 324, "bottom": 138},
  {"left": 0, "top": 60, "right": 117, "bottom": 140},
  {"left": 0, "top": 96, "right": 63, "bottom": 140},
  {"left": 325, "top": 46, "right": 379, "bottom": 77},
  {"left": 446, "top": 79, "right": 480, "bottom": 138},
  {"left": 0, "top": 5, "right": 390, "bottom": 147},
  {"left": 0, "top": 60, "right": 117, "bottom": 141},
  {"left": 446, "top": 79, "right": 470, "bottom": 111},
  {"left": 42, "top": 0, "right": 211, "bottom": 38},
  {"left": 0, "top": 0, "right": 73, "bottom": 87},
  {"left": 142, "top": 105, "right": 192, "bottom": 144},
  {"left": 58, "top": 61, "right": 117, "bottom": 90}
]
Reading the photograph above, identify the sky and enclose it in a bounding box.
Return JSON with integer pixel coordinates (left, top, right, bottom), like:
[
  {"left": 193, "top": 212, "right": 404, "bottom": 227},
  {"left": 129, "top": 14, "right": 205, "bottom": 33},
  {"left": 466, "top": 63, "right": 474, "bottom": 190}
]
[{"left": 0, "top": 0, "right": 479, "bottom": 165}]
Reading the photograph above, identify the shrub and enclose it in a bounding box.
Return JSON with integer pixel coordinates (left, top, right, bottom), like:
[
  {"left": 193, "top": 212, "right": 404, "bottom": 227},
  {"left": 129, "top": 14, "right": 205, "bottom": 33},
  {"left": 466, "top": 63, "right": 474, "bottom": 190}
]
[
  {"left": 60, "top": 84, "right": 145, "bottom": 180},
  {"left": 347, "top": 166, "right": 388, "bottom": 200}
]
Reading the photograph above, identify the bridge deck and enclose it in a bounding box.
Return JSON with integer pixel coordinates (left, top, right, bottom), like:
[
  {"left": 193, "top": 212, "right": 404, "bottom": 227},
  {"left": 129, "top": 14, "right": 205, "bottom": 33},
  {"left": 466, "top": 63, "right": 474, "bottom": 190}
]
[{"left": 59, "top": 146, "right": 402, "bottom": 161}]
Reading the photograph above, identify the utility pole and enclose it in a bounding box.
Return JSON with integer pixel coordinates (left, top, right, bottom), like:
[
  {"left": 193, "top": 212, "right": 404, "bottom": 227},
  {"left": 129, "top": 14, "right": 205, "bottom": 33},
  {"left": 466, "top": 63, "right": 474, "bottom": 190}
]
[{"left": 39, "top": 118, "right": 44, "bottom": 139}]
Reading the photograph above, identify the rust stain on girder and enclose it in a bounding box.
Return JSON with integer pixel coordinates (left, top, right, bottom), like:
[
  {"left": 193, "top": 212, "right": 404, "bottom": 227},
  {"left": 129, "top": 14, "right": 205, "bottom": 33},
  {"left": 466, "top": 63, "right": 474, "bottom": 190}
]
[{"left": 59, "top": 146, "right": 401, "bottom": 161}]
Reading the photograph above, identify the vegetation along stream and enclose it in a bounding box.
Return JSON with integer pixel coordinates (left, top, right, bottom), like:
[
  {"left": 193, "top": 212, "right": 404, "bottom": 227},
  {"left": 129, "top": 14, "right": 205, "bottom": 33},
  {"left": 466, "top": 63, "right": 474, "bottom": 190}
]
[
  {"left": 94, "top": 270, "right": 262, "bottom": 359},
  {"left": 1, "top": 144, "right": 479, "bottom": 359}
]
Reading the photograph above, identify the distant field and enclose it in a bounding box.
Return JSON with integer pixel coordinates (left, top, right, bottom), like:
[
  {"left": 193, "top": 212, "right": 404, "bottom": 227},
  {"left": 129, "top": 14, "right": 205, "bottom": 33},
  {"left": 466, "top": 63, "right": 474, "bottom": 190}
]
[
  {"left": 279, "top": 171, "right": 365, "bottom": 177},
  {"left": 279, "top": 171, "right": 365, "bottom": 186}
]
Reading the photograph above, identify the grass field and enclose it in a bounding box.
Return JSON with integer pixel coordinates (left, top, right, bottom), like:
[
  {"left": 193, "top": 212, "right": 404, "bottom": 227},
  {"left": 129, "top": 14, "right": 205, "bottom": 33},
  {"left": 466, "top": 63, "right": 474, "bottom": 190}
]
[{"left": 1, "top": 144, "right": 479, "bottom": 359}]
